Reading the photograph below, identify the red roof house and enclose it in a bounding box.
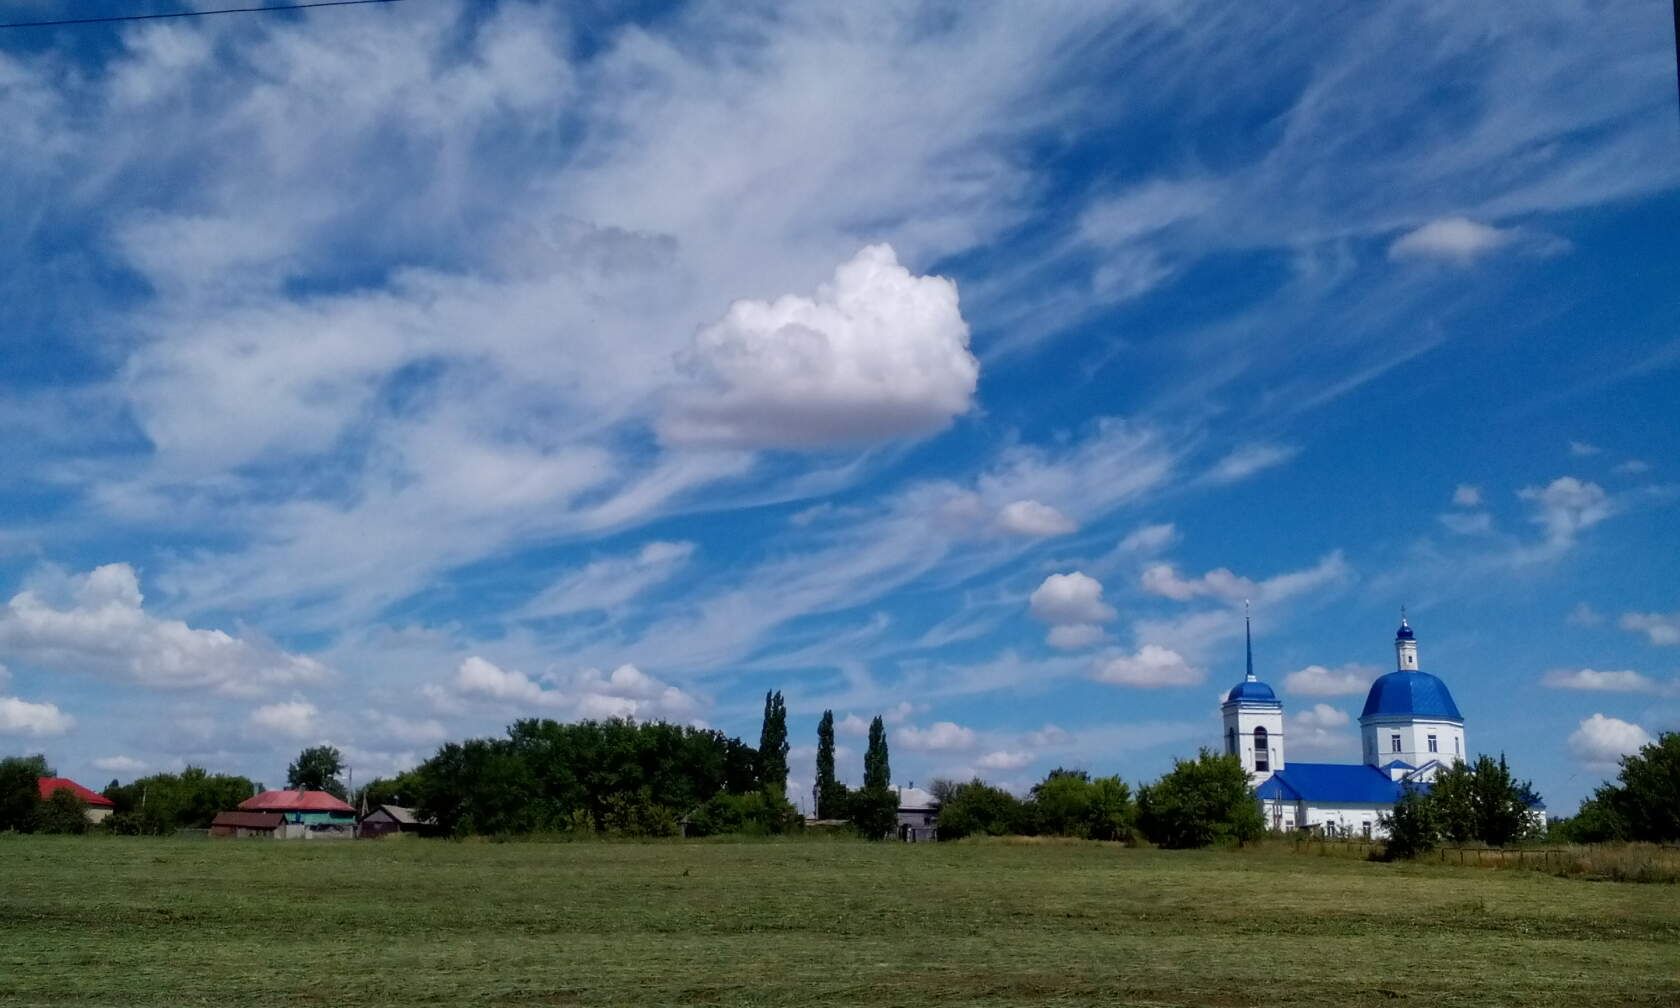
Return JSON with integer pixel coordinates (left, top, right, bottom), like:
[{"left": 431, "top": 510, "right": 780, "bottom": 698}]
[
  {"left": 239, "top": 789, "right": 355, "bottom": 814},
  {"left": 37, "top": 776, "right": 116, "bottom": 823}
]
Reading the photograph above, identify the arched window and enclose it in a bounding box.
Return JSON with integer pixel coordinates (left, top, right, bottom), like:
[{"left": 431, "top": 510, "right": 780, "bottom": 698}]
[{"left": 1253, "top": 726, "right": 1269, "bottom": 772}]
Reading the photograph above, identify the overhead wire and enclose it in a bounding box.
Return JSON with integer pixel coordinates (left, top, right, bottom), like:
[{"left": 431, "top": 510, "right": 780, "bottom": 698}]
[{"left": 0, "top": 0, "right": 407, "bottom": 30}]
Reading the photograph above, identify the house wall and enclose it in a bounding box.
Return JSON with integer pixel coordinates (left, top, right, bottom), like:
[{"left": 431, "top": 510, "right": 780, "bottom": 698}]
[
  {"left": 1360, "top": 717, "right": 1465, "bottom": 771},
  {"left": 1300, "top": 801, "right": 1393, "bottom": 839}
]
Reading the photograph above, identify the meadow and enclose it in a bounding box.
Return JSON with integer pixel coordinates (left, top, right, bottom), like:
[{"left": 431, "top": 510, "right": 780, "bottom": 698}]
[{"left": 1, "top": 835, "right": 1676, "bottom": 1007}]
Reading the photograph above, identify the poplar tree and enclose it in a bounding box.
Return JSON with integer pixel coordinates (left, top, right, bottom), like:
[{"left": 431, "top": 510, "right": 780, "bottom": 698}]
[
  {"left": 815, "top": 710, "right": 840, "bottom": 818},
  {"left": 863, "top": 715, "right": 891, "bottom": 790},
  {"left": 758, "top": 690, "right": 790, "bottom": 795}
]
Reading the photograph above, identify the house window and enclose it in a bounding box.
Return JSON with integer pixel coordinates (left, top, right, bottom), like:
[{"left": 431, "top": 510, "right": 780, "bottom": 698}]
[
  {"left": 1391, "top": 733, "right": 1402, "bottom": 753},
  {"left": 1428, "top": 734, "right": 1438, "bottom": 753},
  {"left": 1362, "top": 822, "right": 1372, "bottom": 839},
  {"left": 1253, "top": 726, "right": 1269, "bottom": 772}
]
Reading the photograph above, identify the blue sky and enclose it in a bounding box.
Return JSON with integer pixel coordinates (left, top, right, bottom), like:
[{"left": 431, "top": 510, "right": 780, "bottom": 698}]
[{"left": 1, "top": 0, "right": 1676, "bottom": 813}]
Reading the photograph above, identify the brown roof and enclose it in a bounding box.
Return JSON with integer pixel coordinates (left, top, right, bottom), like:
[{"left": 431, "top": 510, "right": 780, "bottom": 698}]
[
  {"left": 211, "top": 811, "right": 284, "bottom": 830},
  {"left": 239, "top": 789, "right": 355, "bottom": 813}
]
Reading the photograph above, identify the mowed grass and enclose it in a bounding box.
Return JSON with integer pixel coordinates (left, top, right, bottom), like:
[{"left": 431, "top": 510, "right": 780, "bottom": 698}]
[{"left": 1, "top": 835, "right": 1676, "bottom": 1007}]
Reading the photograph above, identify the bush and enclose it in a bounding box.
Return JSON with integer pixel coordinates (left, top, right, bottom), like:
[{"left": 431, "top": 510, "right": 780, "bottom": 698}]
[
  {"left": 33, "top": 788, "right": 89, "bottom": 835},
  {"left": 848, "top": 786, "right": 899, "bottom": 840},
  {"left": 685, "top": 790, "right": 802, "bottom": 838},
  {"left": 1380, "top": 786, "right": 1440, "bottom": 859},
  {"left": 935, "top": 779, "right": 1026, "bottom": 840}
]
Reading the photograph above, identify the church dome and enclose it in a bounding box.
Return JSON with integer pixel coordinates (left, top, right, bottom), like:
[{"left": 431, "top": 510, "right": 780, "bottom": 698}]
[
  {"left": 1225, "top": 679, "right": 1277, "bottom": 703},
  {"left": 1360, "top": 670, "right": 1462, "bottom": 721}
]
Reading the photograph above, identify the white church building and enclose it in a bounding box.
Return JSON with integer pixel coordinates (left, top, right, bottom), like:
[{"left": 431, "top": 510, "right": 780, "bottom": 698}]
[{"left": 1221, "top": 613, "right": 1498, "bottom": 839}]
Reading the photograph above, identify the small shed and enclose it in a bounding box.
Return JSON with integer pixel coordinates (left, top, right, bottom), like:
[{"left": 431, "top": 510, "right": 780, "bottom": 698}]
[
  {"left": 210, "top": 811, "right": 284, "bottom": 838},
  {"left": 359, "top": 804, "right": 435, "bottom": 838},
  {"left": 37, "top": 777, "right": 116, "bottom": 824}
]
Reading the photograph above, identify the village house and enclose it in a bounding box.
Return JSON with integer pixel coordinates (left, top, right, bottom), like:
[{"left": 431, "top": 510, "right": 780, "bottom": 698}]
[
  {"left": 358, "top": 804, "right": 436, "bottom": 838},
  {"left": 238, "top": 789, "right": 356, "bottom": 838},
  {"left": 37, "top": 776, "right": 115, "bottom": 824},
  {"left": 209, "top": 811, "right": 285, "bottom": 839}
]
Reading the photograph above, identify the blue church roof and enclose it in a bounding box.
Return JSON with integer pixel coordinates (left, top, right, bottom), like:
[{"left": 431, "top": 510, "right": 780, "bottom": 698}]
[
  {"left": 1225, "top": 679, "right": 1277, "bottom": 703},
  {"left": 1257, "top": 763, "right": 1406, "bottom": 804},
  {"left": 1360, "top": 670, "right": 1463, "bottom": 721}
]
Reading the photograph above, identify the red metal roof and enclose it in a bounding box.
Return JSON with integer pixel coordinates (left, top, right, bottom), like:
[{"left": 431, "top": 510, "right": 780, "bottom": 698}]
[
  {"left": 239, "top": 789, "right": 355, "bottom": 813},
  {"left": 37, "top": 777, "right": 115, "bottom": 807}
]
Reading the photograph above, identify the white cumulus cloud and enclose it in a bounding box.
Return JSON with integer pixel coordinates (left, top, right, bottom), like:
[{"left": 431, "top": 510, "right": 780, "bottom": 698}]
[
  {"left": 898, "top": 721, "right": 978, "bottom": 752},
  {"left": 0, "top": 695, "right": 75, "bottom": 738},
  {"left": 662, "top": 244, "right": 978, "bottom": 449},
  {"left": 1283, "top": 663, "right": 1375, "bottom": 696},
  {"left": 1140, "top": 563, "right": 1255, "bottom": 603},
  {"left": 1029, "top": 572, "right": 1115, "bottom": 626},
  {"left": 0, "top": 563, "right": 326, "bottom": 697},
  {"left": 976, "top": 749, "right": 1033, "bottom": 771},
  {"left": 1519, "top": 476, "right": 1611, "bottom": 547},
  {"left": 453, "top": 656, "right": 699, "bottom": 721},
  {"left": 1094, "top": 644, "right": 1202, "bottom": 688},
  {"left": 92, "top": 755, "right": 147, "bottom": 774},
  {"left": 996, "top": 500, "right": 1077, "bottom": 537},
  {"left": 1619, "top": 610, "right": 1680, "bottom": 646},
  {"left": 1568, "top": 713, "right": 1654, "bottom": 769},
  {"left": 1452, "top": 484, "right": 1482, "bottom": 507},
  {"left": 1046, "top": 623, "right": 1107, "bottom": 650}
]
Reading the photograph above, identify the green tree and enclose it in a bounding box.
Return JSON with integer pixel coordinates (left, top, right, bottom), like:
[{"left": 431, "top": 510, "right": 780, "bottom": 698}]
[
  {"left": 1137, "top": 749, "right": 1263, "bottom": 849},
  {"left": 286, "top": 745, "right": 346, "bottom": 798},
  {"left": 33, "top": 788, "right": 89, "bottom": 835},
  {"left": 848, "top": 786, "right": 899, "bottom": 840},
  {"left": 1604, "top": 732, "right": 1680, "bottom": 842},
  {"left": 863, "top": 715, "right": 891, "bottom": 791},
  {"left": 1029, "top": 768, "right": 1094, "bottom": 837},
  {"left": 102, "top": 766, "right": 257, "bottom": 835},
  {"left": 0, "top": 755, "right": 51, "bottom": 833},
  {"left": 358, "top": 768, "right": 426, "bottom": 811},
  {"left": 1086, "top": 775, "right": 1136, "bottom": 842},
  {"left": 1381, "top": 785, "right": 1441, "bottom": 859},
  {"left": 814, "top": 709, "right": 845, "bottom": 819},
  {"left": 758, "top": 690, "right": 789, "bottom": 795},
  {"left": 933, "top": 778, "right": 1025, "bottom": 840},
  {"left": 1429, "top": 754, "right": 1535, "bottom": 846}
]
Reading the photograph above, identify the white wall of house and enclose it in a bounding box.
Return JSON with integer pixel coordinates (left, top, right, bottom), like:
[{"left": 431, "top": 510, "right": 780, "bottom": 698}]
[{"left": 1360, "top": 716, "right": 1465, "bottom": 770}]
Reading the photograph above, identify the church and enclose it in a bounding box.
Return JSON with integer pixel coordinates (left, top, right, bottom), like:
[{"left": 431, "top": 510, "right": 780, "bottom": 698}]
[{"left": 1222, "top": 612, "right": 1481, "bottom": 838}]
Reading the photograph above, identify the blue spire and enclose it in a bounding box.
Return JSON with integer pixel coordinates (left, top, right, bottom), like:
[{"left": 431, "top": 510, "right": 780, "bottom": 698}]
[{"left": 1244, "top": 599, "right": 1255, "bottom": 681}]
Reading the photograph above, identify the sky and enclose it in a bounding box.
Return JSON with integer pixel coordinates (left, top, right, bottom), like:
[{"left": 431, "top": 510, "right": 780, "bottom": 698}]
[{"left": 1, "top": 0, "right": 1677, "bottom": 815}]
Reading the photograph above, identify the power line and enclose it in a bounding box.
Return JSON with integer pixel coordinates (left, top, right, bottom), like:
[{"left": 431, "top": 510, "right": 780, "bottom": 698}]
[{"left": 0, "top": 0, "right": 407, "bottom": 30}]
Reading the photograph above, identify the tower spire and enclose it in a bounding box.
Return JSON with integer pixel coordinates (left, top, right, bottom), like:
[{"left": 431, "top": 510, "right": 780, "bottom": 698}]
[{"left": 1244, "top": 599, "right": 1255, "bottom": 682}]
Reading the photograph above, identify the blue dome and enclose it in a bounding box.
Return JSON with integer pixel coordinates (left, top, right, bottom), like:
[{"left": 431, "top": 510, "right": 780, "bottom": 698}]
[
  {"left": 1360, "top": 670, "right": 1461, "bottom": 721},
  {"left": 1225, "top": 679, "right": 1277, "bottom": 703},
  {"left": 1396, "top": 622, "right": 1415, "bottom": 640}
]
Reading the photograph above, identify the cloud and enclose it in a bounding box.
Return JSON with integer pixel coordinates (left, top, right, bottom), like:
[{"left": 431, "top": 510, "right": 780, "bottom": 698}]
[
  {"left": 1619, "top": 611, "right": 1680, "bottom": 646},
  {"left": 996, "top": 500, "right": 1077, "bottom": 537},
  {"left": 452, "top": 656, "right": 699, "bottom": 721},
  {"left": 518, "top": 541, "right": 696, "bottom": 619},
  {"left": 248, "top": 699, "right": 320, "bottom": 740},
  {"left": 1115, "top": 523, "right": 1177, "bottom": 555},
  {"left": 1614, "top": 459, "right": 1651, "bottom": 475},
  {"left": 92, "top": 755, "right": 147, "bottom": 774},
  {"left": 1046, "top": 623, "right": 1107, "bottom": 650},
  {"left": 1519, "top": 476, "right": 1611, "bottom": 547},
  {"left": 1566, "top": 603, "right": 1604, "bottom": 627},
  {"left": 1568, "top": 713, "right": 1654, "bottom": 769},
  {"left": 1140, "top": 564, "right": 1255, "bottom": 603},
  {"left": 662, "top": 245, "right": 978, "bottom": 449},
  {"left": 1438, "top": 511, "right": 1493, "bottom": 535},
  {"left": 1289, "top": 703, "right": 1353, "bottom": 753},
  {"left": 1093, "top": 645, "right": 1203, "bottom": 688},
  {"left": 976, "top": 749, "right": 1033, "bottom": 771},
  {"left": 1284, "top": 663, "right": 1375, "bottom": 697},
  {"left": 0, "top": 563, "right": 326, "bottom": 696},
  {"left": 1205, "top": 443, "right": 1298, "bottom": 484},
  {"left": 1029, "top": 572, "right": 1115, "bottom": 626},
  {"left": 0, "top": 694, "right": 75, "bottom": 738},
  {"left": 1294, "top": 703, "right": 1350, "bottom": 728},
  {"left": 1387, "top": 217, "right": 1516, "bottom": 263},
  {"left": 1024, "top": 724, "right": 1071, "bottom": 747},
  {"left": 898, "top": 721, "right": 978, "bottom": 752},
  {"left": 1452, "top": 484, "right": 1483, "bottom": 507},
  {"left": 1541, "top": 668, "right": 1665, "bottom": 694},
  {"left": 1569, "top": 440, "right": 1601, "bottom": 457}
]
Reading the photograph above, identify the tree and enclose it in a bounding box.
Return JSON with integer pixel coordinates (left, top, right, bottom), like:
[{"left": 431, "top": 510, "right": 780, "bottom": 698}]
[
  {"left": 33, "top": 788, "right": 89, "bottom": 835},
  {"left": 1429, "top": 754, "right": 1535, "bottom": 846},
  {"left": 848, "top": 786, "right": 899, "bottom": 840},
  {"left": 359, "top": 768, "right": 426, "bottom": 811},
  {"left": 934, "top": 778, "right": 1026, "bottom": 840},
  {"left": 758, "top": 690, "right": 789, "bottom": 795},
  {"left": 0, "top": 755, "right": 51, "bottom": 833},
  {"left": 814, "top": 710, "right": 845, "bottom": 819},
  {"left": 286, "top": 745, "right": 346, "bottom": 798},
  {"left": 102, "top": 766, "right": 257, "bottom": 835},
  {"left": 863, "top": 715, "right": 891, "bottom": 791},
  {"left": 1137, "top": 749, "right": 1263, "bottom": 849},
  {"left": 1085, "top": 775, "right": 1137, "bottom": 842},
  {"left": 1564, "top": 732, "right": 1680, "bottom": 843},
  {"left": 1381, "top": 785, "right": 1440, "bottom": 859}
]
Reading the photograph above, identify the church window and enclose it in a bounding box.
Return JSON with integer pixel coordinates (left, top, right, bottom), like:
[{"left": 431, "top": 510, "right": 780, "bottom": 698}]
[
  {"left": 1390, "top": 733, "right": 1402, "bottom": 753},
  {"left": 1455, "top": 737, "right": 1460, "bottom": 755},
  {"left": 1253, "top": 726, "right": 1269, "bottom": 771},
  {"left": 1428, "top": 734, "right": 1438, "bottom": 753},
  {"left": 1227, "top": 728, "right": 1236, "bottom": 756}
]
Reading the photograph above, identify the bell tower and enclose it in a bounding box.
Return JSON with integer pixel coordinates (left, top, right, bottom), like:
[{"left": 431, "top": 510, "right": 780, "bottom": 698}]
[{"left": 1220, "top": 603, "right": 1285, "bottom": 786}]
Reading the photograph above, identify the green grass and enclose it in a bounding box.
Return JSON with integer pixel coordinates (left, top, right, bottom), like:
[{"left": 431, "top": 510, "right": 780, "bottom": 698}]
[{"left": 1, "top": 835, "right": 1676, "bottom": 1007}]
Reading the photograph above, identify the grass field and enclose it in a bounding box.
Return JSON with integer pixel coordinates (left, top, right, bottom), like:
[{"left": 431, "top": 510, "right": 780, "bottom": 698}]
[{"left": 2, "top": 835, "right": 1676, "bottom": 1007}]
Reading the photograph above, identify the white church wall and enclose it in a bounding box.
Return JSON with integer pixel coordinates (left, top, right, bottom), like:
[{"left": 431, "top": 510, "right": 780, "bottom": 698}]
[
  {"left": 1361, "top": 717, "right": 1464, "bottom": 771},
  {"left": 1301, "top": 802, "right": 1392, "bottom": 839}
]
